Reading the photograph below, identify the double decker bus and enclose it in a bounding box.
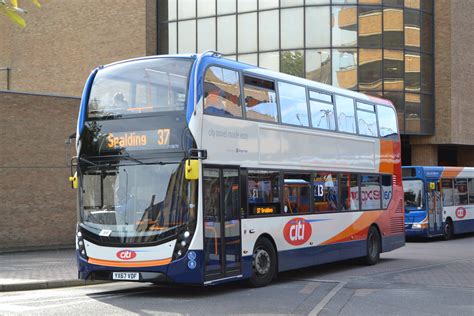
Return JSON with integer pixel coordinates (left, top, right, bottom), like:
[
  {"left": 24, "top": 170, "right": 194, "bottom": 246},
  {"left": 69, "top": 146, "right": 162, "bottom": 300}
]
[
  {"left": 71, "top": 51, "right": 404, "bottom": 287},
  {"left": 403, "top": 166, "right": 474, "bottom": 239}
]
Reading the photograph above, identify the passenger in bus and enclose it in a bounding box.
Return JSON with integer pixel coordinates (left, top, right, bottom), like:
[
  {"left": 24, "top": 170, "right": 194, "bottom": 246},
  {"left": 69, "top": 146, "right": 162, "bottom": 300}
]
[{"left": 113, "top": 92, "right": 128, "bottom": 110}]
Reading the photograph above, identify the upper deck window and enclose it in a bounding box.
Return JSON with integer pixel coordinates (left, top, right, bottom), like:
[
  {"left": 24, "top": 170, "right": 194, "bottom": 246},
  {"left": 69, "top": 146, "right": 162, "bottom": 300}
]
[
  {"left": 278, "top": 82, "right": 308, "bottom": 127},
  {"left": 204, "top": 66, "right": 242, "bottom": 118},
  {"left": 87, "top": 58, "right": 193, "bottom": 119},
  {"left": 335, "top": 95, "right": 357, "bottom": 134},
  {"left": 357, "top": 102, "right": 378, "bottom": 137},
  {"left": 309, "top": 91, "right": 336, "bottom": 131},
  {"left": 377, "top": 104, "right": 399, "bottom": 139},
  {"left": 244, "top": 75, "right": 278, "bottom": 123}
]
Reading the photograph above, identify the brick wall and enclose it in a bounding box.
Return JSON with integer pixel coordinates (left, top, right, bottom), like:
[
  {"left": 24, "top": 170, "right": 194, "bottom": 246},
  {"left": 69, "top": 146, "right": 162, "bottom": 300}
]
[{"left": 0, "top": 91, "right": 79, "bottom": 252}]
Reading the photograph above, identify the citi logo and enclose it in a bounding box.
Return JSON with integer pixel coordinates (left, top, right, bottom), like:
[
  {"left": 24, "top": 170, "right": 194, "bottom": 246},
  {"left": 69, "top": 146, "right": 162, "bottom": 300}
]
[
  {"left": 455, "top": 207, "right": 467, "bottom": 219},
  {"left": 283, "top": 218, "right": 312, "bottom": 246},
  {"left": 116, "top": 250, "right": 137, "bottom": 260}
]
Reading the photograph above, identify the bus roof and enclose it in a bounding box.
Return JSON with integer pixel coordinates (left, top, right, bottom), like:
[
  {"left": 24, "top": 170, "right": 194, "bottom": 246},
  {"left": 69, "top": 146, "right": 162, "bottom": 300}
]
[{"left": 403, "top": 166, "right": 474, "bottom": 179}]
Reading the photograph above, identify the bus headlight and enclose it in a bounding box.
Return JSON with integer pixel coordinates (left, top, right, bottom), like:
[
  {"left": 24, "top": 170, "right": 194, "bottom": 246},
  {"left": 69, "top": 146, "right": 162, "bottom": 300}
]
[
  {"left": 76, "top": 229, "right": 88, "bottom": 259},
  {"left": 173, "top": 229, "right": 193, "bottom": 260},
  {"left": 412, "top": 223, "right": 427, "bottom": 229}
]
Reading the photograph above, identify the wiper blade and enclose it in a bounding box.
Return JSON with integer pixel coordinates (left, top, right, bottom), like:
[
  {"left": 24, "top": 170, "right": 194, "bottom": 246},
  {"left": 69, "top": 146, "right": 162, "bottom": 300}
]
[{"left": 78, "top": 156, "right": 98, "bottom": 166}]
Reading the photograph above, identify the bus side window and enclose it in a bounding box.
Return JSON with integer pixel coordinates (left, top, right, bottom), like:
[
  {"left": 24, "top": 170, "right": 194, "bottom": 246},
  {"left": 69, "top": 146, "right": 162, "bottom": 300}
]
[
  {"left": 284, "top": 174, "right": 311, "bottom": 214},
  {"left": 313, "top": 172, "right": 339, "bottom": 212},
  {"left": 381, "top": 175, "right": 393, "bottom": 208},
  {"left": 335, "top": 95, "right": 356, "bottom": 134},
  {"left": 248, "top": 170, "right": 280, "bottom": 216},
  {"left": 441, "top": 179, "right": 454, "bottom": 206},
  {"left": 243, "top": 76, "right": 278, "bottom": 123},
  {"left": 377, "top": 104, "right": 398, "bottom": 139},
  {"left": 360, "top": 175, "right": 382, "bottom": 210},
  {"left": 454, "top": 179, "right": 468, "bottom": 205},
  {"left": 340, "top": 173, "right": 359, "bottom": 211},
  {"left": 468, "top": 179, "right": 474, "bottom": 204},
  {"left": 203, "top": 66, "right": 242, "bottom": 118}
]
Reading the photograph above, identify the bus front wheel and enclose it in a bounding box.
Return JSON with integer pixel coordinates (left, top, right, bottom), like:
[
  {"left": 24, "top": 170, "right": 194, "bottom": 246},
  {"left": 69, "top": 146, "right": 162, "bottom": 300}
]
[
  {"left": 248, "top": 238, "right": 276, "bottom": 287},
  {"left": 363, "top": 226, "right": 381, "bottom": 265},
  {"left": 443, "top": 219, "right": 454, "bottom": 240}
]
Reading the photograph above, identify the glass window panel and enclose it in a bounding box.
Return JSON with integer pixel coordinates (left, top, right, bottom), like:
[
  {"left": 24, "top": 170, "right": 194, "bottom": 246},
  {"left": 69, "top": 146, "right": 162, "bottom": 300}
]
[
  {"left": 333, "top": 0, "right": 356, "bottom": 3},
  {"left": 421, "top": 53, "right": 433, "bottom": 93},
  {"left": 244, "top": 76, "right": 278, "bottom": 122},
  {"left": 359, "top": 49, "right": 382, "bottom": 90},
  {"left": 306, "top": 6, "right": 330, "bottom": 48},
  {"left": 178, "top": 0, "right": 196, "bottom": 19},
  {"left": 198, "top": 0, "right": 216, "bottom": 17},
  {"left": 332, "top": 6, "right": 357, "bottom": 48},
  {"left": 421, "top": 93, "right": 433, "bottom": 131},
  {"left": 226, "top": 55, "right": 237, "bottom": 60},
  {"left": 383, "top": 8, "right": 403, "bottom": 48},
  {"left": 278, "top": 82, "right": 308, "bottom": 127},
  {"left": 238, "top": 0, "right": 257, "bottom": 12},
  {"left": 421, "top": 12, "right": 433, "bottom": 53},
  {"left": 357, "top": 109, "right": 378, "bottom": 137},
  {"left": 383, "top": 0, "right": 403, "bottom": 6},
  {"left": 405, "top": 9, "right": 420, "bottom": 50},
  {"left": 204, "top": 67, "right": 242, "bottom": 118},
  {"left": 360, "top": 0, "right": 382, "bottom": 4},
  {"left": 306, "top": 49, "right": 331, "bottom": 85},
  {"left": 178, "top": 20, "right": 196, "bottom": 53},
  {"left": 238, "top": 13, "right": 257, "bottom": 54},
  {"left": 469, "top": 179, "right": 474, "bottom": 204},
  {"left": 357, "top": 102, "right": 375, "bottom": 112},
  {"left": 442, "top": 179, "right": 454, "bottom": 207},
  {"left": 217, "top": 15, "right": 236, "bottom": 55},
  {"left": 421, "top": 0, "right": 433, "bottom": 13},
  {"left": 359, "top": 6, "right": 382, "bottom": 48},
  {"left": 259, "top": 51, "right": 280, "bottom": 72},
  {"left": 281, "top": 8, "right": 304, "bottom": 49},
  {"left": 332, "top": 49, "right": 357, "bottom": 90},
  {"left": 259, "top": 0, "right": 279, "bottom": 10},
  {"left": 314, "top": 173, "right": 339, "bottom": 212},
  {"left": 168, "top": 22, "right": 177, "bottom": 54},
  {"left": 281, "top": 0, "right": 303, "bottom": 7},
  {"left": 281, "top": 50, "right": 304, "bottom": 78},
  {"left": 381, "top": 175, "right": 392, "bottom": 208},
  {"left": 259, "top": 10, "right": 279, "bottom": 51},
  {"left": 238, "top": 53, "right": 258, "bottom": 66},
  {"left": 361, "top": 175, "right": 381, "bottom": 210},
  {"left": 383, "top": 92, "right": 404, "bottom": 133},
  {"left": 454, "top": 179, "right": 469, "bottom": 205},
  {"left": 248, "top": 170, "right": 280, "bottom": 215},
  {"left": 310, "top": 99, "right": 336, "bottom": 131},
  {"left": 284, "top": 174, "right": 311, "bottom": 214},
  {"left": 383, "top": 49, "right": 404, "bottom": 91},
  {"left": 377, "top": 104, "right": 399, "bottom": 138},
  {"left": 310, "top": 91, "right": 332, "bottom": 103},
  {"left": 168, "top": 0, "right": 177, "bottom": 21},
  {"left": 198, "top": 18, "right": 216, "bottom": 53},
  {"left": 405, "top": 93, "right": 420, "bottom": 133},
  {"left": 405, "top": 0, "right": 420, "bottom": 9},
  {"left": 336, "top": 95, "right": 356, "bottom": 134},
  {"left": 340, "top": 173, "right": 359, "bottom": 211},
  {"left": 405, "top": 52, "right": 420, "bottom": 92},
  {"left": 306, "top": 0, "right": 330, "bottom": 4},
  {"left": 217, "top": 0, "right": 236, "bottom": 15}
]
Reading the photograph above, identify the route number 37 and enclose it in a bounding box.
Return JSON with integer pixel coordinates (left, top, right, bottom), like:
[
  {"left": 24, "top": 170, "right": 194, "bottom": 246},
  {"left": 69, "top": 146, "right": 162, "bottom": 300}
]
[{"left": 157, "top": 128, "right": 170, "bottom": 145}]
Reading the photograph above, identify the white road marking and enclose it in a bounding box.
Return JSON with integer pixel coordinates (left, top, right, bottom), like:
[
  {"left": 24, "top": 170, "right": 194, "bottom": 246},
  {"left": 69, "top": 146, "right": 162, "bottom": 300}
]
[{"left": 308, "top": 281, "right": 347, "bottom": 316}]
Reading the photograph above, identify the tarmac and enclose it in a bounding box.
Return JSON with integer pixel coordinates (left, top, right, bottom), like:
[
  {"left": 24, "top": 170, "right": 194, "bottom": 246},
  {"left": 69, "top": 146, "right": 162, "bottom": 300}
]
[{"left": 0, "top": 249, "right": 106, "bottom": 292}]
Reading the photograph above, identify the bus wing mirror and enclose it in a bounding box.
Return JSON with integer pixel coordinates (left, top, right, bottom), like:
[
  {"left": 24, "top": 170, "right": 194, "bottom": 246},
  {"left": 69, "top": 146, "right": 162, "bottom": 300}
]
[
  {"left": 185, "top": 159, "right": 199, "bottom": 180},
  {"left": 69, "top": 172, "right": 78, "bottom": 189},
  {"left": 429, "top": 182, "right": 435, "bottom": 190}
]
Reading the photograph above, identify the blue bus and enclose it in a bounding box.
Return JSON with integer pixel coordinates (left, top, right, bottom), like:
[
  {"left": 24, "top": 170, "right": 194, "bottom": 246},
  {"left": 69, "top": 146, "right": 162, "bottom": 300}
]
[{"left": 403, "top": 166, "right": 474, "bottom": 239}]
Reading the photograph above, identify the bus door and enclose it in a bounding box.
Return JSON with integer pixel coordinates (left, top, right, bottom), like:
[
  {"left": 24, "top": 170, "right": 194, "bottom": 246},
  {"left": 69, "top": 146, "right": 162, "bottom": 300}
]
[
  {"left": 203, "top": 167, "right": 242, "bottom": 281},
  {"left": 427, "top": 181, "right": 443, "bottom": 235}
]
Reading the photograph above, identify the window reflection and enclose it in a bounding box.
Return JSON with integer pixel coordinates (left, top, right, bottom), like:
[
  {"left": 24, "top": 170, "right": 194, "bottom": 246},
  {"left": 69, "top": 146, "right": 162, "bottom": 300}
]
[
  {"left": 238, "top": 54, "right": 258, "bottom": 66},
  {"left": 405, "top": 93, "right": 420, "bottom": 133},
  {"left": 204, "top": 67, "right": 242, "bottom": 118},
  {"left": 259, "top": 51, "right": 280, "bottom": 72},
  {"left": 383, "top": 8, "right": 403, "bottom": 48},
  {"left": 332, "top": 6, "right": 357, "bottom": 47},
  {"left": 358, "top": 6, "right": 382, "bottom": 48},
  {"left": 244, "top": 76, "right": 278, "bottom": 123},
  {"left": 314, "top": 173, "right": 339, "bottom": 212},
  {"left": 310, "top": 92, "right": 336, "bottom": 131},
  {"left": 383, "top": 49, "right": 404, "bottom": 91},
  {"left": 421, "top": 53, "right": 433, "bottom": 93},
  {"left": 357, "top": 102, "right": 378, "bottom": 137},
  {"left": 278, "top": 82, "right": 308, "bottom": 127},
  {"left": 306, "top": 6, "right": 330, "bottom": 48},
  {"left": 421, "top": 12, "right": 433, "bottom": 53},
  {"left": 259, "top": 10, "right": 279, "bottom": 51},
  {"left": 281, "top": 8, "right": 304, "bottom": 49},
  {"left": 217, "top": 15, "right": 236, "bottom": 55},
  {"left": 405, "top": 52, "right": 420, "bottom": 92},
  {"left": 178, "top": 20, "right": 196, "bottom": 53},
  {"left": 306, "top": 50, "right": 331, "bottom": 85},
  {"left": 383, "top": 92, "right": 404, "bottom": 133},
  {"left": 238, "top": 13, "right": 257, "bottom": 54},
  {"left": 281, "top": 51, "right": 304, "bottom": 78},
  {"left": 335, "top": 95, "right": 356, "bottom": 134},
  {"left": 405, "top": 9, "right": 421, "bottom": 50},
  {"left": 284, "top": 173, "right": 310, "bottom": 214},
  {"left": 332, "top": 49, "right": 357, "bottom": 90},
  {"left": 359, "top": 49, "right": 382, "bottom": 90}
]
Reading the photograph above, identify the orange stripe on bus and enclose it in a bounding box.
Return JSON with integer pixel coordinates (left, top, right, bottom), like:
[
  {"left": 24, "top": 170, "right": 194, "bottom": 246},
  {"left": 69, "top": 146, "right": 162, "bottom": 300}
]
[
  {"left": 88, "top": 257, "right": 172, "bottom": 268},
  {"left": 441, "top": 167, "right": 463, "bottom": 178},
  {"left": 320, "top": 211, "right": 383, "bottom": 245},
  {"left": 379, "top": 140, "right": 394, "bottom": 174}
]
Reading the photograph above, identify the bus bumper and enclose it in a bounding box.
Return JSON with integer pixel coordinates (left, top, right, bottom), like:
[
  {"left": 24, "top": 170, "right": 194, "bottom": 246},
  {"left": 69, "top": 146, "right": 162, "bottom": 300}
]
[{"left": 404, "top": 224, "right": 429, "bottom": 238}]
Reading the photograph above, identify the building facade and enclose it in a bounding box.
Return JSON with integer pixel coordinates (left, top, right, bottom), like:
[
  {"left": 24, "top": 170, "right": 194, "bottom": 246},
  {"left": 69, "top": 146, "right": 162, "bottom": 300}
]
[{"left": 0, "top": 0, "right": 473, "bottom": 250}]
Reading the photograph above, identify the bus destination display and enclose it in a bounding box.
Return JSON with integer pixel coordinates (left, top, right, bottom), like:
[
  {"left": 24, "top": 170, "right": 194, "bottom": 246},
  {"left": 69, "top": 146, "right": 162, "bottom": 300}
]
[{"left": 105, "top": 128, "right": 179, "bottom": 151}]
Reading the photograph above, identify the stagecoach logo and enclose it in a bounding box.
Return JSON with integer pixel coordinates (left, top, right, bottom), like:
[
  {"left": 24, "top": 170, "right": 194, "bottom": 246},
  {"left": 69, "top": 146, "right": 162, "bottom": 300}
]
[
  {"left": 116, "top": 250, "right": 137, "bottom": 260},
  {"left": 283, "top": 218, "right": 312, "bottom": 246},
  {"left": 455, "top": 207, "right": 467, "bottom": 219}
]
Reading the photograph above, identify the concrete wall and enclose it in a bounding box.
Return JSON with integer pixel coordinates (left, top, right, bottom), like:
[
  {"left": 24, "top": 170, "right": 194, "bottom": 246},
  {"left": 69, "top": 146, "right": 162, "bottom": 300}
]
[
  {"left": 0, "top": 0, "right": 156, "bottom": 97},
  {"left": 0, "top": 91, "right": 79, "bottom": 252}
]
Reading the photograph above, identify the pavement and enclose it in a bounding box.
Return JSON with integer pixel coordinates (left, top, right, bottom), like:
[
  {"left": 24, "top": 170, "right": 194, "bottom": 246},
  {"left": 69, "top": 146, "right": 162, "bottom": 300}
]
[{"left": 0, "top": 249, "right": 106, "bottom": 292}]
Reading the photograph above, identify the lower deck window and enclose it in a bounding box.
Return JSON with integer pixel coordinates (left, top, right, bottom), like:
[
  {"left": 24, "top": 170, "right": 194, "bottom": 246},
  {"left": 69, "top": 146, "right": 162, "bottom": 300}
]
[
  {"left": 284, "top": 174, "right": 311, "bottom": 214},
  {"left": 248, "top": 170, "right": 280, "bottom": 215}
]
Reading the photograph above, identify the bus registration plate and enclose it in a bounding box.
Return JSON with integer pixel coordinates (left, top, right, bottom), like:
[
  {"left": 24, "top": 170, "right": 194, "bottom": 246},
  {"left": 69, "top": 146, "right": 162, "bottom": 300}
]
[{"left": 112, "top": 272, "right": 140, "bottom": 281}]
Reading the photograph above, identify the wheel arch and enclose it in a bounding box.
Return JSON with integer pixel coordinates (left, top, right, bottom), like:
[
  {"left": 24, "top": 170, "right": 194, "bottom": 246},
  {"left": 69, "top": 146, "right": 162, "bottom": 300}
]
[{"left": 255, "top": 233, "right": 279, "bottom": 273}]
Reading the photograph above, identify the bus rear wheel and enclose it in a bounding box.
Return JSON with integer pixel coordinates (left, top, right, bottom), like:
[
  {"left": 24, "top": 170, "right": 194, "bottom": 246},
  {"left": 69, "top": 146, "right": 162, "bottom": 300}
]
[
  {"left": 443, "top": 219, "right": 454, "bottom": 240},
  {"left": 363, "top": 226, "right": 381, "bottom": 265},
  {"left": 248, "top": 238, "right": 276, "bottom": 288}
]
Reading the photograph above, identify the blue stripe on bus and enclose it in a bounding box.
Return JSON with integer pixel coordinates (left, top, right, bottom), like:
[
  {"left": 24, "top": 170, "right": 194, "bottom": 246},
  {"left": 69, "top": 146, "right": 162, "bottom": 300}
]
[
  {"left": 77, "top": 68, "right": 98, "bottom": 136},
  {"left": 453, "top": 219, "right": 474, "bottom": 234}
]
